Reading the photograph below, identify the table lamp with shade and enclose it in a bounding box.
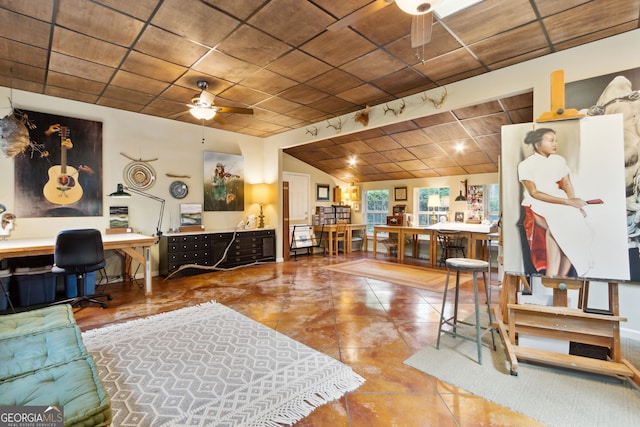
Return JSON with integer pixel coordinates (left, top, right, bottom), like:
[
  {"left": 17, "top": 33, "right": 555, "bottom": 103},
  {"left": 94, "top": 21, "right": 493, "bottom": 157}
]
[
  {"left": 428, "top": 194, "right": 441, "bottom": 224},
  {"left": 251, "top": 183, "right": 272, "bottom": 229}
]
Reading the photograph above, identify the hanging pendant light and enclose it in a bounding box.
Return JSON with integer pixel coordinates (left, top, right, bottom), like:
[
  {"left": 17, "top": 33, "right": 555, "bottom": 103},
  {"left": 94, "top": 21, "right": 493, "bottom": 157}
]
[{"left": 455, "top": 179, "right": 468, "bottom": 201}]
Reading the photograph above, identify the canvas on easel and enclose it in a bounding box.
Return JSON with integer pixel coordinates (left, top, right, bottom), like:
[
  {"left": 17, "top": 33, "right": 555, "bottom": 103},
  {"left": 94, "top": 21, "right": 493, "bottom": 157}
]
[{"left": 501, "top": 116, "right": 628, "bottom": 281}]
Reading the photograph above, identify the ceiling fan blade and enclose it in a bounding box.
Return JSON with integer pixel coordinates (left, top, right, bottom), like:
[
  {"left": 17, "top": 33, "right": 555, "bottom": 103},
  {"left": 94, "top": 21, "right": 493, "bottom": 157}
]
[
  {"left": 213, "top": 114, "right": 227, "bottom": 125},
  {"left": 327, "top": 0, "right": 394, "bottom": 32},
  {"left": 168, "top": 109, "right": 190, "bottom": 120},
  {"left": 216, "top": 106, "right": 253, "bottom": 115},
  {"left": 411, "top": 12, "right": 433, "bottom": 48}
]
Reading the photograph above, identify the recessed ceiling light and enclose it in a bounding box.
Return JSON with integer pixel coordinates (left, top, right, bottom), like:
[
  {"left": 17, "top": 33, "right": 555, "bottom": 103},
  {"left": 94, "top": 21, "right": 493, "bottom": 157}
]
[
  {"left": 348, "top": 157, "right": 357, "bottom": 166},
  {"left": 456, "top": 142, "right": 465, "bottom": 152}
]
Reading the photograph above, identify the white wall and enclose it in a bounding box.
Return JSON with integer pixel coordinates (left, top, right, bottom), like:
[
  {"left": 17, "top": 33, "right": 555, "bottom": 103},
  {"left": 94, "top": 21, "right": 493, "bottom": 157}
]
[{"left": 0, "top": 90, "right": 266, "bottom": 271}]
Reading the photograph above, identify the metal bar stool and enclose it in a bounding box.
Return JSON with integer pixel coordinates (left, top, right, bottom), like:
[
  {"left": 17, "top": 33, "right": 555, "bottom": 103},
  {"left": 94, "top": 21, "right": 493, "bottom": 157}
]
[{"left": 436, "top": 257, "right": 496, "bottom": 364}]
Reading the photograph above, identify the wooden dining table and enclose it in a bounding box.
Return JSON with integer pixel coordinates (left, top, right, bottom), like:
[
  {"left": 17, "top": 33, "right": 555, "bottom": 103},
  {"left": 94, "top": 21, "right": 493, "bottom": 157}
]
[{"left": 373, "top": 222, "right": 497, "bottom": 266}]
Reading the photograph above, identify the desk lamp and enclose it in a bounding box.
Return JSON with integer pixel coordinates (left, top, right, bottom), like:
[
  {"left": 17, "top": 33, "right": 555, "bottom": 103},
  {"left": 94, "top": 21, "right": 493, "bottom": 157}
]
[{"left": 108, "top": 183, "right": 165, "bottom": 237}]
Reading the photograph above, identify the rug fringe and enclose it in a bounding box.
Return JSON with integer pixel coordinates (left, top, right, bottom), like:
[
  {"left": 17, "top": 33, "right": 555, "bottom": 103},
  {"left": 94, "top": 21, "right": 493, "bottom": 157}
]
[
  {"left": 81, "top": 300, "right": 219, "bottom": 339},
  {"left": 258, "top": 369, "right": 365, "bottom": 426}
]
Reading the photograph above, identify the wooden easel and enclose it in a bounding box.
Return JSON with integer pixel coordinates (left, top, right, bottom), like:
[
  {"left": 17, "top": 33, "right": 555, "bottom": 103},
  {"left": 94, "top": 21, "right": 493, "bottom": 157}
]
[{"left": 493, "top": 273, "right": 640, "bottom": 387}]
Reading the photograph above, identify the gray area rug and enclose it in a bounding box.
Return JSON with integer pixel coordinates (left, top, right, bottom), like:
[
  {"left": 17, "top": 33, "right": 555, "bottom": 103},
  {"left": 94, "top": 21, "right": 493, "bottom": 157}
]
[
  {"left": 405, "top": 325, "right": 640, "bottom": 426},
  {"left": 82, "top": 301, "right": 364, "bottom": 426}
]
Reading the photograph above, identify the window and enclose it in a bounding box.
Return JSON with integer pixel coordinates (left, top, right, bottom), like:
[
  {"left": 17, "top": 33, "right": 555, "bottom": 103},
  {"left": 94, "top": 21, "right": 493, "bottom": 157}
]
[
  {"left": 414, "top": 186, "right": 450, "bottom": 226},
  {"left": 364, "top": 189, "right": 389, "bottom": 234},
  {"left": 486, "top": 183, "right": 500, "bottom": 224}
]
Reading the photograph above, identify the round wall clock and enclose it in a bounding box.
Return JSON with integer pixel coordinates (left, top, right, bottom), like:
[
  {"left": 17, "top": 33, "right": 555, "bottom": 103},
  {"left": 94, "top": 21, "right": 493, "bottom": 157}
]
[
  {"left": 169, "top": 180, "right": 189, "bottom": 199},
  {"left": 124, "top": 161, "right": 156, "bottom": 190}
]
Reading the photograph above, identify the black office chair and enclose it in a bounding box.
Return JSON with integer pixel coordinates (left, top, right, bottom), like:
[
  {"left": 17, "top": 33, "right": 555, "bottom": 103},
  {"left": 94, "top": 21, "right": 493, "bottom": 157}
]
[{"left": 51, "top": 229, "right": 112, "bottom": 309}]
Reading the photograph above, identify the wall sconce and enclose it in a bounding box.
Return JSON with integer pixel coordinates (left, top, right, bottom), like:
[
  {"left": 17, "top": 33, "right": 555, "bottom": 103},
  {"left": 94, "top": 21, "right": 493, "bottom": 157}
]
[
  {"left": 428, "top": 194, "right": 441, "bottom": 224},
  {"left": 251, "top": 183, "right": 272, "bottom": 229},
  {"left": 455, "top": 179, "right": 468, "bottom": 201},
  {"left": 108, "top": 183, "right": 165, "bottom": 237}
]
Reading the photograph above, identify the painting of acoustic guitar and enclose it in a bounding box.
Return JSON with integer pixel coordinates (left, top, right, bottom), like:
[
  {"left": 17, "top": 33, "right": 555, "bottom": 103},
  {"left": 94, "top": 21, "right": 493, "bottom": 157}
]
[{"left": 43, "top": 124, "right": 83, "bottom": 205}]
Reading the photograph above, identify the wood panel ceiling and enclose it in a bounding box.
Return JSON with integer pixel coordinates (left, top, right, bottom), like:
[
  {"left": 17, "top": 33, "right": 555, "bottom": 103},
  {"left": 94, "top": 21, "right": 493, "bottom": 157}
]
[{"left": 1, "top": 0, "right": 638, "bottom": 182}]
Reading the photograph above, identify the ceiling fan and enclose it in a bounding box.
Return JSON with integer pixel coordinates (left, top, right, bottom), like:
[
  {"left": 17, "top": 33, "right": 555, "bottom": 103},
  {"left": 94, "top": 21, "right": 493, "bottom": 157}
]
[
  {"left": 328, "top": 0, "right": 444, "bottom": 48},
  {"left": 186, "top": 80, "right": 253, "bottom": 123}
]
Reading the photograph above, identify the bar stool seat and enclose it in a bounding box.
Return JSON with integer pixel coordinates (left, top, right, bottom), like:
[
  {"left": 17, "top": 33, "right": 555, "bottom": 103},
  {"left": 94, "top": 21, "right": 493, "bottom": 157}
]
[{"left": 436, "top": 257, "right": 496, "bottom": 364}]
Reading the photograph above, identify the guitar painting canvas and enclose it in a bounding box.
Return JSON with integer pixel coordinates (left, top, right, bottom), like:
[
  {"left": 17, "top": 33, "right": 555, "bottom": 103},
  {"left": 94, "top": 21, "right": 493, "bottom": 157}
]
[{"left": 14, "top": 110, "right": 102, "bottom": 217}]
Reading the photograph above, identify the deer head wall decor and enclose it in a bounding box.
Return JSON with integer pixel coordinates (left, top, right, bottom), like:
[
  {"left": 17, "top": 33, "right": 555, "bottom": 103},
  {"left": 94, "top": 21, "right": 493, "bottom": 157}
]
[
  {"left": 305, "top": 126, "right": 318, "bottom": 137},
  {"left": 383, "top": 100, "right": 406, "bottom": 116},
  {"left": 354, "top": 105, "right": 371, "bottom": 127},
  {"left": 326, "top": 117, "right": 343, "bottom": 134},
  {"left": 422, "top": 87, "right": 448, "bottom": 109}
]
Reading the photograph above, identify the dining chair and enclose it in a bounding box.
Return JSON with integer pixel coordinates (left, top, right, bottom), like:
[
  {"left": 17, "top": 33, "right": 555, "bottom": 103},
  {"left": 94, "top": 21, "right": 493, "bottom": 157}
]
[{"left": 437, "top": 230, "right": 466, "bottom": 266}]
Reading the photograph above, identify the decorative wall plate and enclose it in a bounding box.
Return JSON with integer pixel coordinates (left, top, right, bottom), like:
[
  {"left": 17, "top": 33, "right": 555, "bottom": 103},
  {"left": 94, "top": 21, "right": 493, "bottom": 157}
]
[
  {"left": 124, "top": 161, "right": 156, "bottom": 190},
  {"left": 169, "top": 180, "right": 188, "bottom": 199}
]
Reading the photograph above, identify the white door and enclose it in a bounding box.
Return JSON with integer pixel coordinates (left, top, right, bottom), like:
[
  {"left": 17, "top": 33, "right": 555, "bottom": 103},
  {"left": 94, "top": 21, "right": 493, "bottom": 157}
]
[{"left": 283, "top": 172, "right": 310, "bottom": 222}]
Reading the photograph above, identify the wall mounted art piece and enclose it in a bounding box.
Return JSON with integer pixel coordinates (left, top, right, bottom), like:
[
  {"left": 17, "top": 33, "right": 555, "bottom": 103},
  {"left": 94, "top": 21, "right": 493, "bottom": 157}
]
[
  {"left": 13, "top": 110, "right": 102, "bottom": 217},
  {"left": 565, "top": 67, "right": 640, "bottom": 281},
  {"left": 316, "top": 184, "right": 329, "bottom": 201},
  {"left": 203, "top": 152, "right": 244, "bottom": 211},
  {"left": 180, "top": 203, "right": 202, "bottom": 225},
  {"left": 109, "top": 206, "right": 129, "bottom": 228},
  {"left": 466, "top": 185, "right": 484, "bottom": 223},
  {"left": 501, "top": 116, "right": 629, "bottom": 282}
]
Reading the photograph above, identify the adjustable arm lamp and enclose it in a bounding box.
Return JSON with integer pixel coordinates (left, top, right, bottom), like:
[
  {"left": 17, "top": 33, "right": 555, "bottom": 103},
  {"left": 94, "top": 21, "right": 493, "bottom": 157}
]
[{"left": 108, "top": 183, "right": 165, "bottom": 237}]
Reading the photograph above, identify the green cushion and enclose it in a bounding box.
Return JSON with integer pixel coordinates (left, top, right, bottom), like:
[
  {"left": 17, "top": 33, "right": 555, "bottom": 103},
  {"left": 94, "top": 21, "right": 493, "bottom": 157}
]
[
  {"left": 0, "top": 305, "right": 75, "bottom": 339},
  {"left": 0, "top": 305, "right": 112, "bottom": 426},
  {"left": 0, "top": 356, "right": 112, "bottom": 427},
  {"left": 0, "top": 324, "right": 87, "bottom": 380}
]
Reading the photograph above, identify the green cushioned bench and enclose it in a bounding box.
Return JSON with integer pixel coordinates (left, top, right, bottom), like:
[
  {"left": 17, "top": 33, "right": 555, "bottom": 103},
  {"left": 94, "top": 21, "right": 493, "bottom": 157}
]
[{"left": 0, "top": 305, "right": 112, "bottom": 427}]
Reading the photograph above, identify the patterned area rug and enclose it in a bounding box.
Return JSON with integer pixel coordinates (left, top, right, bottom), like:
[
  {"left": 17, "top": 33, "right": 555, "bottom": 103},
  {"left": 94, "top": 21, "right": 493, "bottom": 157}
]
[
  {"left": 322, "top": 259, "right": 446, "bottom": 292},
  {"left": 82, "top": 301, "right": 364, "bottom": 426}
]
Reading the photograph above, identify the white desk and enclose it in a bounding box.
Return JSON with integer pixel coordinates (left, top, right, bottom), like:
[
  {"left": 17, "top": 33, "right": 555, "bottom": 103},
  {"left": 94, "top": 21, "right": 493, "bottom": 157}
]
[{"left": 0, "top": 233, "right": 158, "bottom": 295}]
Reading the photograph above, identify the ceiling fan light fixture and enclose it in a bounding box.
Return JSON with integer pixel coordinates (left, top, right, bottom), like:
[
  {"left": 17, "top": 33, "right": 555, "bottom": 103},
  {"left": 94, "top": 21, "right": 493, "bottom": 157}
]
[
  {"left": 190, "top": 106, "right": 216, "bottom": 121},
  {"left": 395, "top": 0, "right": 434, "bottom": 15}
]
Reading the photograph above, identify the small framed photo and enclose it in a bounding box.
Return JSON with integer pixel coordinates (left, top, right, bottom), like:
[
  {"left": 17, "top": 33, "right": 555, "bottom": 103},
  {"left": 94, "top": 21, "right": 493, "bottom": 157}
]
[
  {"left": 454, "top": 211, "right": 464, "bottom": 223},
  {"left": 316, "top": 184, "right": 330, "bottom": 201},
  {"left": 394, "top": 186, "right": 407, "bottom": 201},
  {"left": 352, "top": 202, "right": 361, "bottom": 212}
]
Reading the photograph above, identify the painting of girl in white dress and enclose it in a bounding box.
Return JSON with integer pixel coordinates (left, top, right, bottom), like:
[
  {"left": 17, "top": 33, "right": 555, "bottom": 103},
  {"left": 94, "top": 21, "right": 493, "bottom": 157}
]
[{"left": 502, "top": 117, "right": 629, "bottom": 281}]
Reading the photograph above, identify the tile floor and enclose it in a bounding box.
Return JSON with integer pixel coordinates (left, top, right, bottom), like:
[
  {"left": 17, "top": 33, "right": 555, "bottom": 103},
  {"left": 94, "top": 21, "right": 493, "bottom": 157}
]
[{"left": 73, "top": 252, "right": 543, "bottom": 427}]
